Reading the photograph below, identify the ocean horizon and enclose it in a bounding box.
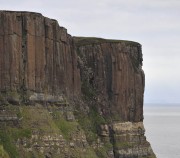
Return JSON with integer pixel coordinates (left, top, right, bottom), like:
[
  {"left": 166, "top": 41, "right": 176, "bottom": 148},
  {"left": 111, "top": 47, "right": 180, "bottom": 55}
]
[{"left": 144, "top": 104, "right": 180, "bottom": 158}]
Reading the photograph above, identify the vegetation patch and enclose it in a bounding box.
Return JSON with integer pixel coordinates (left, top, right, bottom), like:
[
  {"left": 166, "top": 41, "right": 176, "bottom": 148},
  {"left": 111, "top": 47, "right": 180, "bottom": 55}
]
[
  {"left": 20, "top": 105, "right": 59, "bottom": 133},
  {"left": 96, "top": 142, "right": 113, "bottom": 158},
  {"left": 0, "top": 93, "right": 6, "bottom": 104},
  {"left": 53, "top": 111, "right": 78, "bottom": 140},
  {"left": 0, "top": 130, "right": 19, "bottom": 158},
  {"left": 81, "top": 80, "right": 96, "bottom": 100},
  {"left": 72, "top": 147, "right": 98, "bottom": 158},
  {"left": 75, "top": 105, "right": 106, "bottom": 144},
  {"left": 114, "top": 141, "right": 133, "bottom": 149},
  {"left": 0, "top": 145, "right": 10, "bottom": 158},
  {"left": 73, "top": 36, "right": 140, "bottom": 47},
  {"left": 8, "top": 128, "right": 31, "bottom": 141}
]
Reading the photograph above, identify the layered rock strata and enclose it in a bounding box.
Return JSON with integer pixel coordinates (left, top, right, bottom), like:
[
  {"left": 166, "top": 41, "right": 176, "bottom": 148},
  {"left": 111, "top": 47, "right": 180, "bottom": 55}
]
[
  {"left": 74, "top": 37, "right": 155, "bottom": 157},
  {"left": 0, "top": 11, "right": 155, "bottom": 158}
]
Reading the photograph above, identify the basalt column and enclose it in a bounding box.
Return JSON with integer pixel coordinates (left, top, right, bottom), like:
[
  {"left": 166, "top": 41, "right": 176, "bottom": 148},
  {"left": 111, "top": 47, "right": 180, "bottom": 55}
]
[{"left": 0, "top": 11, "right": 80, "bottom": 98}]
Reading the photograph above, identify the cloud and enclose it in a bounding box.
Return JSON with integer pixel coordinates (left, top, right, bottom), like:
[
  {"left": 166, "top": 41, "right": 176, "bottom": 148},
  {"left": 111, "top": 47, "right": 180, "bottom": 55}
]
[{"left": 0, "top": 0, "right": 180, "bottom": 103}]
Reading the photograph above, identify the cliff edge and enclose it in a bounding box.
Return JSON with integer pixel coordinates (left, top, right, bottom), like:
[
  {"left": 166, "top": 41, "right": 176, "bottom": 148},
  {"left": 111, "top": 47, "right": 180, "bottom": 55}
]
[{"left": 0, "top": 11, "right": 156, "bottom": 158}]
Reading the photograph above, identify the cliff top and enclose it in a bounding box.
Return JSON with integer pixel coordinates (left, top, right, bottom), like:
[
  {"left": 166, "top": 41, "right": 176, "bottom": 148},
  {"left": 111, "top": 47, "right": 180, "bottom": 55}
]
[
  {"left": 73, "top": 36, "right": 141, "bottom": 47},
  {"left": 0, "top": 10, "right": 42, "bottom": 15},
  {"left": 0, "top": 10, "right": 141, "bottom": 48},
  {"left": 0, "top": 10, "right": 59, "bottom": 24}
]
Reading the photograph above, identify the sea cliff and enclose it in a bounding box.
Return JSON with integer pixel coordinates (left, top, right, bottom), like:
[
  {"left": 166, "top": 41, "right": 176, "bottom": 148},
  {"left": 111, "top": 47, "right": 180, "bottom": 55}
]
[{"left": 0, "top": 11, "right": 156, "bottom": 158}]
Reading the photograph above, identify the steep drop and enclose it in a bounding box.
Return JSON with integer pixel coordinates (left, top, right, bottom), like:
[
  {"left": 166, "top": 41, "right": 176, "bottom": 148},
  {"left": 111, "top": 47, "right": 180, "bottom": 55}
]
[{"left": 0, "top": 11, "right": 155, "bottom": 158}]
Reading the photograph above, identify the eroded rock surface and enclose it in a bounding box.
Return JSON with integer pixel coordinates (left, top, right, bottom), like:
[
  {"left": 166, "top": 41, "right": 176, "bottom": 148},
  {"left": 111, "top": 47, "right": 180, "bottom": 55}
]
[
  {"left": 0, "top": 11, "right": 155, "bottom": 158},
  {"left": 0, "top": 11, "right": 80, "bottom": 96},
  {"left": 74, "top": 38, "right": 144, "bottom": 122}
]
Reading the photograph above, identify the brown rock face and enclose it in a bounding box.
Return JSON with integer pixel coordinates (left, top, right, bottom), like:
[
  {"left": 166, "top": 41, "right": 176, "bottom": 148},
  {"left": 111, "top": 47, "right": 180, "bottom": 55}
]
[
  {"left": 73, "top": 38, "right": 155, "bottom": 158},
  {"left": 0, "top": 11, "right": 80, "bottom": 96},
  {"left": 74, "top": 37, "right": 145, "bottom": 122},
  {"left": 0, "top": 11, "right": 155, "bottom": 158}
]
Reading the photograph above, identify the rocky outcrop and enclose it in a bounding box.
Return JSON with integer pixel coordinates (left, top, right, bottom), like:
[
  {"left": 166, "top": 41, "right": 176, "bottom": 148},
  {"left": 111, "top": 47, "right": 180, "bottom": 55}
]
[
  {"left": 0, "top": 11, "right": 80, "bottom": 97},
  {"left": 74, "top": 37, "right": 144, "bottom": 122},
  {"left": 0, "top": 11, "right": 155, "bottom": 158},
  {"left": 74, "top": 37, "right": 155, "bottom": 158},
  {"left": 112, "top": 122, "right": 154, "bottom": 158}
]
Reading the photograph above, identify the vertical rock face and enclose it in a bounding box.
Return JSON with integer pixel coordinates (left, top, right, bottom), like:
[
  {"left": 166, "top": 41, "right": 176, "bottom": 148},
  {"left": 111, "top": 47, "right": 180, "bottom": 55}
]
[
  {"left": 0, "top": 11, "right": 155, "bottom": 158},
  {"left": 74, "top": 37, "right": 155, "bottom": 157},
  {"left": 0, "top": 11, "right": 80, "bottom": 96},
  {"left": 74, "top": 38, "right": 144, "bottom": 122}
]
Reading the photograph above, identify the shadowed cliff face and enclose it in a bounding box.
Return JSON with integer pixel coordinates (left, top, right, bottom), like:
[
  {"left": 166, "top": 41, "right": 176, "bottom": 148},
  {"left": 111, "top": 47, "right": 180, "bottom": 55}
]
[
  {"left": 0, "top": 11, "right": 155, "bottom": 158},
  {"left": 74, "top": 37, "right": 145, "bottom": 122},
  {"left": 74, "top": 38, "right": 155, "bottom": 158}
]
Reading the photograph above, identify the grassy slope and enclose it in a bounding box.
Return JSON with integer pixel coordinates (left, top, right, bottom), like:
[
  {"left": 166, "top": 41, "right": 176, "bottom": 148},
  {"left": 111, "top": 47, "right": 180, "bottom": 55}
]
[{"left": 0, "top": 104, "right": 99, "bottom": 158}]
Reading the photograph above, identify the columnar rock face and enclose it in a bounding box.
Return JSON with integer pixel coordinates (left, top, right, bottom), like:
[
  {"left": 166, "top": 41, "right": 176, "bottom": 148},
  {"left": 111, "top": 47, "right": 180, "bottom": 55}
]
[
  {"left": 74, "top": 38, "right": 144, "bottom": 122},
  {"left": 74, "top": 38, "right": 154, "bottom": 158},
  {"left": 0, "top": 11, "right": 80, "bottom": 96},
  {"left": 0, "top": 11, "right": 155, "bottom": 158}
]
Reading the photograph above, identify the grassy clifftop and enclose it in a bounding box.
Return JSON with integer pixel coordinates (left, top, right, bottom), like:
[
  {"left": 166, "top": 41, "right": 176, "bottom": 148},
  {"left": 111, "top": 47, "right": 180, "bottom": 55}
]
[{"left": 73, "top": 36, "right": 140, "bottom": 47}]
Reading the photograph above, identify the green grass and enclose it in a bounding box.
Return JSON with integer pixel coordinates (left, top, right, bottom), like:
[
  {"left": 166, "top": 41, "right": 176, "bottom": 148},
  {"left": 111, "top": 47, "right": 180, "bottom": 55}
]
[
  {"left": 9, "top": 128, "right": 31, "bottom": 141},
  {"left": 0, "top": 103, "right": 114, "bottom": 158},
  {"left": 76, "top": 111, "right": 97, "bottom": 143},
  {"left": 0, "top": 122, "right": 32, "bottom": 158},
  {"left": 20, "top": 105, "right": 59, "bottom": 133},
  {"left": 0, "top": 128, "right": 32, "bottom": 158},
  {"left": 0, "top": 130, "right": 19, "bottom": 158},
  {"left": 95, "top": 142, "right": 113, "bottom": 158},
  {"left": 114, "top": 141, "right": 133, "bottom": 149},
  {"left": 75, "top": 105, "right": 106, "bottom": 144},
  {"left": 7, "top": 91, "right": 20, "bottom": 100},
  {"left": 73, "top": 36, "right": 140, "bottom": 47},
  {"left": 0, "top": 104, "right": 61, "bottom": 157},
  {"left": 71, "top": 147, "right": 99, "bottom": 158},
  {"left": 84, "top": 148, "right": 99, "bottom": 158},
  {"left": 0, "top": 145, "right": 10, "bottom": 158},
  {"left": 55, "top": 117, "right": 78, "bottom": 140}
]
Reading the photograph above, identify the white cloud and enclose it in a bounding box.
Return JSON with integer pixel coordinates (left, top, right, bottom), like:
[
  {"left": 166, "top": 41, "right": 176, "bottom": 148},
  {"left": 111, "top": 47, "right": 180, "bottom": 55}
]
[{"left": 0, "top": 0, "right": 179, "bottom": 103}]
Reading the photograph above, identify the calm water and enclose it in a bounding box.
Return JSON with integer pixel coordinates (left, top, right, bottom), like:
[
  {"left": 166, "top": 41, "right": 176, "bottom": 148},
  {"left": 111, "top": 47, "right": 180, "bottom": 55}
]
[{"left": 144, "top": 104, "right": 180, "bottom": 158}]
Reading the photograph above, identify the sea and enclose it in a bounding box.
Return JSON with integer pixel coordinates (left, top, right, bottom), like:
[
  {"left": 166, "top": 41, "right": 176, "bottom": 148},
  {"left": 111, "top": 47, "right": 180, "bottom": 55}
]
[{"left": 144, "top": 104, "right": 180, "bottom": 158}]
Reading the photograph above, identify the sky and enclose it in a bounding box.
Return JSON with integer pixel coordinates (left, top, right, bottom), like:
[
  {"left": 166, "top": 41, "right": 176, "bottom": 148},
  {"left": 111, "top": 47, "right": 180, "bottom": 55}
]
[{"left": 0, "top": 0, "right": 180, "bottom": 104}]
